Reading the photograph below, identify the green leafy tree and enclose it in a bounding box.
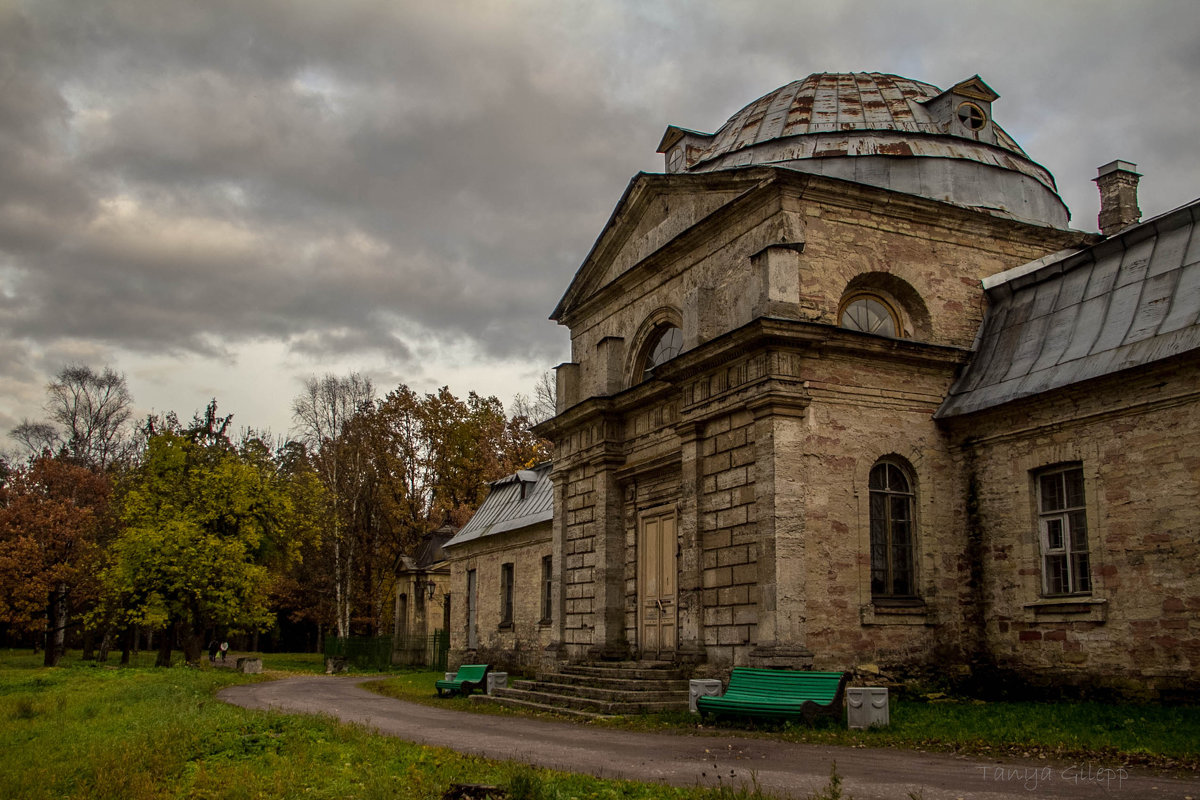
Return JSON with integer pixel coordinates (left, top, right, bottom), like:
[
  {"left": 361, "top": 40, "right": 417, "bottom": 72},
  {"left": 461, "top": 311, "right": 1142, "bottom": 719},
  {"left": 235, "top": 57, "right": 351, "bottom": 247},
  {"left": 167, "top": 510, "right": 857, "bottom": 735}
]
[{"left": 103, "top": 403, "right": 288, "bottom": 665}]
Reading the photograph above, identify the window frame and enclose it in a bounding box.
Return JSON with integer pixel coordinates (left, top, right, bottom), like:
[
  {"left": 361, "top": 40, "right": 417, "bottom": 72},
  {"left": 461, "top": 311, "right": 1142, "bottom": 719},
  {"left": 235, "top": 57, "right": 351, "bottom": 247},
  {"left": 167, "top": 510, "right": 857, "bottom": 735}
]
[
  {"left": 838, "top": 292, "right": 903, "bottom": 338},
  {"left": 1035, "top": 464, "right": 1092, "bottom": 597},
  {"left": 639, "top": 324, "right": 683, "bottom": 381},
  {"left": 868, "top": 460, "right": 918, "bottom": 600},
  {"left": 499, "top": 562, "right": 514, "bottom": 628},
  {"left": 540, "top": 554, "right": 553, "bottom": 624}
]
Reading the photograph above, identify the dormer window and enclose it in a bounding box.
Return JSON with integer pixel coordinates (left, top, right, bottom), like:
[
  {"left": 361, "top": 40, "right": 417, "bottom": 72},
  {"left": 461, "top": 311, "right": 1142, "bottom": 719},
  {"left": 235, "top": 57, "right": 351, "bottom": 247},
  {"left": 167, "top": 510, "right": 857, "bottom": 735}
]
[
  {"left": 641, "top": 324, "right": 682, "bottom": 381},
  {"left": 957, "top": 102, "right": 987, "bottom": 131}
]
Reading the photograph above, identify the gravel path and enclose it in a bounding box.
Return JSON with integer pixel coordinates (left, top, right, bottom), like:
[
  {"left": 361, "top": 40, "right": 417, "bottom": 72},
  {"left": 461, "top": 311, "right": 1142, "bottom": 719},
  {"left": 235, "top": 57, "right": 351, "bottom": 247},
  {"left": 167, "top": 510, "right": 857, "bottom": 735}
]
[{"left": 218, "top": 675, "right": 1199, "bottom": 800}]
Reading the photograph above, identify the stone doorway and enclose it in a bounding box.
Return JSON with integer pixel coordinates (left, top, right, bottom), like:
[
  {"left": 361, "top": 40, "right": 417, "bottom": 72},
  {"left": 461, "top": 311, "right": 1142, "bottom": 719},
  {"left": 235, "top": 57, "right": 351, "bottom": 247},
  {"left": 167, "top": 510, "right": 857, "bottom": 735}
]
[{"left": 638, "top": 507, "right": 677, "bottom": 658}]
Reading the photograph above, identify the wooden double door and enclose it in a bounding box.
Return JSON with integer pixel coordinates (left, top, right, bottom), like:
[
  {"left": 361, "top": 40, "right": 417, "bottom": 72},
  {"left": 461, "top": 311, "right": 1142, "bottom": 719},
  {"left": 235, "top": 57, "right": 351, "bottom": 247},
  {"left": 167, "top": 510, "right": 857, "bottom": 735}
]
[{"left": 638, "top": 507, "right": 677, "bottom": 658}]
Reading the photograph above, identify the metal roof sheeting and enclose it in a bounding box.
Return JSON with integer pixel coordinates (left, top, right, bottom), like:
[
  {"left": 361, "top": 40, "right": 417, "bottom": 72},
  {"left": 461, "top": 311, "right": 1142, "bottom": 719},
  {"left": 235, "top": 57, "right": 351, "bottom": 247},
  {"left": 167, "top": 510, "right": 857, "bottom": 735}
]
[
  {"left": 937, "top": 198, "right": 1200, "bottom": 418},
  {"left": 696, "top": 73, "right": 1030, "bottom": 165},
  {"left": 443, "top": 461, "right": 553, "bottom": 549}
]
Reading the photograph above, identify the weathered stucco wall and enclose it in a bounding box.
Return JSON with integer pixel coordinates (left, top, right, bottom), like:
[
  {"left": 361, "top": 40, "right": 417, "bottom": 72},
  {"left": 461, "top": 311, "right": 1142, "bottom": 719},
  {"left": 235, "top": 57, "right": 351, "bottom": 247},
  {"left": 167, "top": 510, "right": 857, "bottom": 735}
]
[
  {"left": 444, "top": 522, "right": 553, "bottom": 673},
  {"left": 946, "top": 356, "right": 1200, "bottom": 694}
]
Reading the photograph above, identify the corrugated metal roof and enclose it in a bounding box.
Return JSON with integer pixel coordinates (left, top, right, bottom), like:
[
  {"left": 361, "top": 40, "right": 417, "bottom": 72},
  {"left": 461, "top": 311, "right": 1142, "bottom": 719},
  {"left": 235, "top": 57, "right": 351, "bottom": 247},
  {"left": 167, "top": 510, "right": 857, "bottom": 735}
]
[
  {"left": 937, "top": 198, "right": 1200, "bottom": 418},
  {"left": 443, "top": 461, "right": 553, "bottom": 548}
]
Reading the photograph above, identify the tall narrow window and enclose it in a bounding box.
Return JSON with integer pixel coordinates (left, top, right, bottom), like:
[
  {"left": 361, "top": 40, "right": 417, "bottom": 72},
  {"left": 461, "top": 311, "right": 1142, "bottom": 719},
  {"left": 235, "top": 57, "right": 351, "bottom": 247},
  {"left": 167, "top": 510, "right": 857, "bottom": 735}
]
[
  {"left": 869, "top": 461, "right": 917, "bottom": 598},
  {"left": 500, "top": 562, "right": 514, "bottom": 626},
  {"left": 540, "top": 555, "right": 553, "bottom": 623},
  {"left": 1037, "top": 465, "right": 1092, "bottom": 595}
]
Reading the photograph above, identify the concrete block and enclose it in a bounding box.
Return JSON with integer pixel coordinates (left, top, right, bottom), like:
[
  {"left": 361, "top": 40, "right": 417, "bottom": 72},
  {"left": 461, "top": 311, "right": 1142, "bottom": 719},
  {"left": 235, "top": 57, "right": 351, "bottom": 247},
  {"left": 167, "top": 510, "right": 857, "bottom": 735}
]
[
  {"left": 846, "top": 687, "right": 889, "bottom": 729},
  {"left": 236, "top": 657, "right": 262, "bottom": 674},
  {"left": 487, "top": 672, "right": 509, "bottom": 695},
  {"left": 689, "top": 678, "right": 724, "bottom": 713}
]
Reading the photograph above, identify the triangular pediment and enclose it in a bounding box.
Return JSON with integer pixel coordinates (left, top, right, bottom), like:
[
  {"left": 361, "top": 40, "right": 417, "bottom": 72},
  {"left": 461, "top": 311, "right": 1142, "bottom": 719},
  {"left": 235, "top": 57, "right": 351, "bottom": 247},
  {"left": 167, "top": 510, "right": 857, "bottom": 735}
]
[
  {"left": 948, "top": 75, "right": 998, "bottom": 103},
  {"left": 552, "top": 170, "right": 767, "bottom": 323}
]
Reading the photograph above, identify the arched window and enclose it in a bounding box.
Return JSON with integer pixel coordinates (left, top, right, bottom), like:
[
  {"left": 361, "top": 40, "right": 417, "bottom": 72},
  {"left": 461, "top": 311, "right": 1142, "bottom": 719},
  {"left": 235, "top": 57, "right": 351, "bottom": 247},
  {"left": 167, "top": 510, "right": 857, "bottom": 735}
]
[
  {"left": 640, "top": 324, "right": 682, "bottom": 381},
  {"left": 869, "top": 461, "right": 917, "bottom": 598},
  {"left": 840, "top": 293, "right": 900, "bottom": 338}
]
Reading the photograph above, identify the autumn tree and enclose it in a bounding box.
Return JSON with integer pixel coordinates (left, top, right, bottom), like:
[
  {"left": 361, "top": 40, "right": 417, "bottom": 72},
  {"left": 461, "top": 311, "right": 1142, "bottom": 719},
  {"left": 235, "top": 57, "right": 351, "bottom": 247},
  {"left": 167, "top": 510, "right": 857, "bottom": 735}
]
[
  {"left": 288, "top": 378, "right": 549, "bottom": 638},
  {"left": 291, "top": 373, "right": 375, "bottom": 638},
  {"left": 0, "top": 455, "right": 112, "bottom": 666},
  {"left": 102, "top": 402, "right": 288, "bottom": 665},
  {"left": 266, "top": 441, "right": 332, "bottom": 644}
]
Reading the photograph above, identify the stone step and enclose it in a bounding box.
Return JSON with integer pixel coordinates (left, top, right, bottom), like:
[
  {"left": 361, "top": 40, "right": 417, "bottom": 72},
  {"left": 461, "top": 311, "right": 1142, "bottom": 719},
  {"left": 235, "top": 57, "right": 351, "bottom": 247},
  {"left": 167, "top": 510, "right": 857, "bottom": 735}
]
[
  {"left": 471, "top": 693, "right": 615, "bottom": 720},
  {"left": 510, "top": 678, "right": 688, "bottom": 703},
  {"left": 531, "top": 672, "right": 691, "bottom": 692},
  {"left": 555, "top": 664, "right": 691, "bottom": 681},
  {"left": 488, "top": 686, "right": 687, "bottom": 715}
]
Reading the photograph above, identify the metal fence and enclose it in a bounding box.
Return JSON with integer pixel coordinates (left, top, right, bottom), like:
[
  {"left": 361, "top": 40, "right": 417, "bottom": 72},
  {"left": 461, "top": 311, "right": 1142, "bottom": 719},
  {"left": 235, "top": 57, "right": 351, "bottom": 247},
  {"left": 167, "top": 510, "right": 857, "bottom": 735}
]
[
  {"left": 393, "top": 630, "right": 449, "bottom": 672},
  {"left": 324, "top": 630, "right": 448, "bottom": 672},
  {"left": 323, "top": 635, "right": 394, "bottom": 670}
]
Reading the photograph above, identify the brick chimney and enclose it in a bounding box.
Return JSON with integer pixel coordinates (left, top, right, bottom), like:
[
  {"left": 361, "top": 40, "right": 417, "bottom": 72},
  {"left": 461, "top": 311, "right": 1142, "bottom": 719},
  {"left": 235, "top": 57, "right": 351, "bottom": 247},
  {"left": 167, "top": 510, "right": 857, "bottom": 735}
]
[{"left": 1093, "top": 160, "right": 1141, "bottom": 235}]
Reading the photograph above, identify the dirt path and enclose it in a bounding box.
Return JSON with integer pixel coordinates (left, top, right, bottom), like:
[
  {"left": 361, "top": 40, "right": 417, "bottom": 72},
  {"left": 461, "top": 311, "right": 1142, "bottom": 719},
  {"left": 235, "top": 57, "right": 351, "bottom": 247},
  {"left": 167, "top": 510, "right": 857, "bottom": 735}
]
[{"left": 219, "top": 676, "right": 1198, "bottom": 800}]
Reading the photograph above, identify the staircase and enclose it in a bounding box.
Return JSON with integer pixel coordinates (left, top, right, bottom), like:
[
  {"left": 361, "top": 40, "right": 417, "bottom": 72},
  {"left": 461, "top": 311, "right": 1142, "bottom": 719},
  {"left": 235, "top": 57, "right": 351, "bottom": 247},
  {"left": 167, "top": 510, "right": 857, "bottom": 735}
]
[{"left": 475, "top": 661, "right": 692, "bottom": 719}]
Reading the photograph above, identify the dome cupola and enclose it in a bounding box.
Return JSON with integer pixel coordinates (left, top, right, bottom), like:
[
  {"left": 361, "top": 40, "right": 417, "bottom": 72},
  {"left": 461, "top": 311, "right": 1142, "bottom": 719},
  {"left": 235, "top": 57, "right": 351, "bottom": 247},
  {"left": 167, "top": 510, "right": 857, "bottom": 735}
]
[{"left": 657, "top": 73, "right": 1070, "bottom": 228}]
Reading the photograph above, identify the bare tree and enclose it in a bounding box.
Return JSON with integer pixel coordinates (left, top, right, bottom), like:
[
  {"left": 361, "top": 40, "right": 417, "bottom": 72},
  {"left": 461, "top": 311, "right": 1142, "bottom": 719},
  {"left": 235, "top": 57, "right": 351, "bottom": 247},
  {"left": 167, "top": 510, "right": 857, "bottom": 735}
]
[
  {"left": 46, "top": 365, "right": 133, "bottom": 468},
  {"left": 511, "top": 369, "right": 557, "bottom": 426},
  {"left": 8, "top": 420, "right": 61, "bottom": 458},
  {"left": 8, "top": 366, "right": 133, "bottom": 468},
  {"left": 291, "top": 373, "right": 376, "bottom": 638}
]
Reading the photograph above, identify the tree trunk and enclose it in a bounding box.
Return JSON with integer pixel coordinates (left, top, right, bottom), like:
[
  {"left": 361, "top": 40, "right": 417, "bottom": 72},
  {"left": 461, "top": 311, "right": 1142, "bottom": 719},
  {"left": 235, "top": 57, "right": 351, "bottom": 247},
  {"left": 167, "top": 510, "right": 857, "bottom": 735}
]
[
  {"left": 120, "top": 627, "right": 133, "bottom": 666},
  {"left": 97, "top": 626, "right": 114, "bottom": 663},
  {"left": 43, "top": 586, "right": 68, "bottom": 667},
  {"left": 179, "top": 612, "right": 204, "bottom": 665},
  {"left": 155, "top": 623, "right": 174, "bottom": 667}
]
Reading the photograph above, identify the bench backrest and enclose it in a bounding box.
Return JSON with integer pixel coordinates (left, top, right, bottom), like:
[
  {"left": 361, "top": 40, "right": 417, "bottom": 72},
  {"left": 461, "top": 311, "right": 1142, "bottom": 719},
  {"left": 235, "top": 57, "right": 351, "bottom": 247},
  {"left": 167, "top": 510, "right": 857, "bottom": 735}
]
[
  {"left": 724, "top": 668, "right": 845, "bottom": 704},
  {"left": 455, "top": 664, "right": 489, "bottom": 683}
]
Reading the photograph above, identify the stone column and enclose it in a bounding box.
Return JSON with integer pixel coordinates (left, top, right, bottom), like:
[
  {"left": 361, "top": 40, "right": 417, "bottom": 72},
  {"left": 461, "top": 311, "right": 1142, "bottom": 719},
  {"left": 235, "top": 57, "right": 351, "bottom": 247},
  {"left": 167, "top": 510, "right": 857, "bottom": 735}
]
[
  {"left": 543, "top": 471, "right": 569, "bottom": 670},
  {"left": 675, "top": 421, "right": 705, "bottom": 662},
  {"left": 748, "top": 391, "right": 813, "bottom": 669},
  {"left": 588, "top": 458, "right": 630, "bottom": 660}
]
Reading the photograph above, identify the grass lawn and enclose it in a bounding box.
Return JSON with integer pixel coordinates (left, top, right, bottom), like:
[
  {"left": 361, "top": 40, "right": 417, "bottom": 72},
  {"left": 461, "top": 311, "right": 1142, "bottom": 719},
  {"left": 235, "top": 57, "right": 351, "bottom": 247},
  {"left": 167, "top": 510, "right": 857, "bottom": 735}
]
[
  {"left": 0, "top": 650, "right": 800, "bottom": 800},
  {"left": 372, "top": 670, "right": 1200, "bottom": 771},
  {"left": 5, "top": 650, "right": 1195, "bottom": 800}
]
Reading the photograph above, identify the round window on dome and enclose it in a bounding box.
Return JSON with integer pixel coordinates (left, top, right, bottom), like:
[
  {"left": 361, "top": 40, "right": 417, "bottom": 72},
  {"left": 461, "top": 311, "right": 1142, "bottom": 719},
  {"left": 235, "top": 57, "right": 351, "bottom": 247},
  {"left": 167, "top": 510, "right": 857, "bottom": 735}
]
[
  {"left": 839, "top": 294, "right": 901, "bottom": 338},
  {"left": 956, "top": 102, "right": 987, "bottom": 131},
  {"left": 641, "top": 325, "right": 682, "bottom": 381}
]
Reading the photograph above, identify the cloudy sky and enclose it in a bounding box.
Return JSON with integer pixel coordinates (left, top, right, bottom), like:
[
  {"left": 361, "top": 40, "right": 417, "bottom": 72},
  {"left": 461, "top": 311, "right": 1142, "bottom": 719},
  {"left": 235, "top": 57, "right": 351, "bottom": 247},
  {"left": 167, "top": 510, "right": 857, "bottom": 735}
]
[{"left": 2, "top": 0, "right": 1198, "bottom": 444}]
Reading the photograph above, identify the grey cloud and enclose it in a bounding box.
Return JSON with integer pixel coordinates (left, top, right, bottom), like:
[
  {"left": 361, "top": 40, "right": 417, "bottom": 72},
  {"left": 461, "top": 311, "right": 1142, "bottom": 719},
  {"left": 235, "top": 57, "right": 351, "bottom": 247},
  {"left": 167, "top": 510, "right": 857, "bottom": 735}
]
[{"left": 1, "top": 0, "right": 1197, "bottom": 433}]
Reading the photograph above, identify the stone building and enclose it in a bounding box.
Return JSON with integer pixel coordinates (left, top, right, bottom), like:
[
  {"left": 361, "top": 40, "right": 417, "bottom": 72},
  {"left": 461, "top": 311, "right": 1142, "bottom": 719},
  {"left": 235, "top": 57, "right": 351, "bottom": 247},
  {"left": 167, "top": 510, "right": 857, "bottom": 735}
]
[
  {"left": 393, "top": 525, "right": 454, "bottom": 665},
  {"left": 443, "top": 462, "right": 556, "bottom": 670},
  {"left": 472, "top": 72, "right": 1199, "bottom": 694}
]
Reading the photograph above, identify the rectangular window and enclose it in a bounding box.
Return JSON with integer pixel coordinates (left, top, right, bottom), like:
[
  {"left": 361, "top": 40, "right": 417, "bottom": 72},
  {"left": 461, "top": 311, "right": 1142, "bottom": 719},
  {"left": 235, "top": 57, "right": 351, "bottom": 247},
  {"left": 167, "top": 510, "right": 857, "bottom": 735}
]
[
  {"left": 500, "top": 562, "right": 514, "bottom": 626},
  {"left": 1037, "top": 465, "right": 1092, "bottom": 596},
  {"left": 540, "top": 555, "right": 553, "bottom": 623}
]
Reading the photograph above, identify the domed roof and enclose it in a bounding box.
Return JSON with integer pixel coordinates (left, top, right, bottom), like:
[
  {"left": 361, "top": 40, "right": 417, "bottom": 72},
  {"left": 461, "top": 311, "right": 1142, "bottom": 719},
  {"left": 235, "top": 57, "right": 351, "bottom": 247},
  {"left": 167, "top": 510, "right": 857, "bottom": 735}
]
[
  {"left": 658, "top": 72, "right": 1070, "bottom": 228},
  {"left": 702, "top": 72, "right": 1027, "bottom": 163}
]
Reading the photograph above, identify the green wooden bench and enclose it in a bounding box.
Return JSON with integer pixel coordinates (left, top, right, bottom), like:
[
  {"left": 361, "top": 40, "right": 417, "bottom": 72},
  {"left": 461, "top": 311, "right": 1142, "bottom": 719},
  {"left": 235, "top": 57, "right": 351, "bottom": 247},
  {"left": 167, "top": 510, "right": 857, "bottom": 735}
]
[
  {"left": 696, "top": 667, "right": 848, "bottom": 723},
  {"left": 435, "top": 664, "right": 490, "bottom": 697}
]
